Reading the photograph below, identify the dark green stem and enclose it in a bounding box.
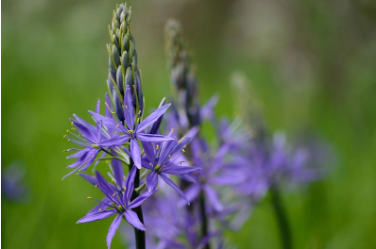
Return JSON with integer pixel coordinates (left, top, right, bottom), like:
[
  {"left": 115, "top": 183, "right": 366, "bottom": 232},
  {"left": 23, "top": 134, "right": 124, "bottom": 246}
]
[
  {"left": 129, "top": 161, "right": 146, "bottom": 249},
  {"left": 270, "top": 185, "right": 292, "bottom": 249},
  {"left": 199, "top": 191, "right": 210, "bottom": 249}
]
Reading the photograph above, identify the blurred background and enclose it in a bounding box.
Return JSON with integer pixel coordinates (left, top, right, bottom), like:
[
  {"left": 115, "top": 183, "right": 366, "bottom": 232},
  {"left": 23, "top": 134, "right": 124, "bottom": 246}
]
[{"left": 2, "top": 0, "right": 376, "bottom": 248}]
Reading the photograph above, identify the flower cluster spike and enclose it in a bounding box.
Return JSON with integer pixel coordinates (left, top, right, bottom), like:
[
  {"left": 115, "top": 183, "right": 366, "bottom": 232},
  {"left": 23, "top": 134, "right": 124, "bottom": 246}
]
[
  {"left": 107, "top": 3, "right": 143, "bottom": 123},
  {"left": 165, "top": 19, "right": 200, "bottom": 127}
]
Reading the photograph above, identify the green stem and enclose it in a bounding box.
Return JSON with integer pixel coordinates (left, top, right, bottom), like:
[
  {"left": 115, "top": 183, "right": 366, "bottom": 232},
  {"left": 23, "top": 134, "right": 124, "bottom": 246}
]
[
  {"left": 129, "top": 161, "right": 146, "bottom": 249},
  {"left": 199, "top": 191, "right": 210, "bottom": 249},
  {"left": 270, "top": 185, "right": 292, "bottom": 249}
]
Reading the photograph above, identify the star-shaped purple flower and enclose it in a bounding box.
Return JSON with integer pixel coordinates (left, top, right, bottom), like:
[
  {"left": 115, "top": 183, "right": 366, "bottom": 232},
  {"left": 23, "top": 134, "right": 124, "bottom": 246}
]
[
  {"left": 90, "top": 85, "right": 174, "bottom": 169},
  {"left": 77, "top": 165, "right": 155, "bottom": 249},
  {"left": 142, "top": 128, "right": 200, "bottom": 204}
]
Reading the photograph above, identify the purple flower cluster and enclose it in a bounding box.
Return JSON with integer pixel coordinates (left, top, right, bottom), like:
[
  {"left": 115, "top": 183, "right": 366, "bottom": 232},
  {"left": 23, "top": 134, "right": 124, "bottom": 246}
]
[{"left": 63, "top": 4, "right": 331, "bottom": 249}]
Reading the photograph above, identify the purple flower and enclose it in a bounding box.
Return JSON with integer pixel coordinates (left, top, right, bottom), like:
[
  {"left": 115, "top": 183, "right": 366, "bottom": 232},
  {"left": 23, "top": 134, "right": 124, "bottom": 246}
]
[
  {"left": 64, "top": 109, "right": 129, "bottom": 178},
  {"left": 142, "top": 128, "right": 200, "bottom": 203},
  {"left": 77, "top": 166, "right": 155, "bottom": 249},
  {"left": 90, "top": 85, "right": 175, "bottom": 169}
]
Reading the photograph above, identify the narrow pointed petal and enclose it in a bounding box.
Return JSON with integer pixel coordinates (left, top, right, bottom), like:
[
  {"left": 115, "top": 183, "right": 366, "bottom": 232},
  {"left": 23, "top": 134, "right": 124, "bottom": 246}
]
[
  {"left": 137, "top": 133, "right": 174, "bottom": 143},
  {"left": 77, "top": 209, "right": 116, "bottom": 223},
  {"left": 124, "top": 165, "right": 137, "bottom": 202},
  {"left": 99, "top": 134, "right": 130, "bottom": 147},
  {"left": 78, "top": 173, "right": 97, "bottom": 185},
  {"left": 162, "top": 165, "right": 200, "bottom": 175},
  {"left": 107, "top": 214, "right": 122, "bottom": 249},
  {"left": 160, "top": 173, "right": 189, "bottom": 205},
  {"left": 112, "top": 159, "right": 124, "bottom": 188},
  {"left": 141, "top": 141, "right": 155, "bottom": 163},
  {"left": 137, "top": 104, "right": 171, "bottom": 132},
  {"left": 128, "top": 189, "right": 156, "bottom": 209},
  {"left": 130, "top": 138, "right": 142, "bottom": 169},
  {"left": 124, "top": 210, "right": 145, "bottom": 231},
  {"left": 146, "top": 171, "right": 158, "bottom": 190}
]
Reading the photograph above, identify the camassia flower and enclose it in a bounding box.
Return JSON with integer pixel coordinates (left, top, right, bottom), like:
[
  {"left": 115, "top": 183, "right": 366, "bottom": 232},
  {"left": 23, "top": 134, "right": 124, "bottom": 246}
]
[
  {"left": 64, "top": 114, "right": 129, "bottom": 179},
  {"left": 90, "top": 85, "right": 174, "bottom": 169},
  {"left": 77, "top": 166, "right": 155, "bottom": 249},
  {"left": 142, "top": 128, "right": 200, "bottom": 203}
]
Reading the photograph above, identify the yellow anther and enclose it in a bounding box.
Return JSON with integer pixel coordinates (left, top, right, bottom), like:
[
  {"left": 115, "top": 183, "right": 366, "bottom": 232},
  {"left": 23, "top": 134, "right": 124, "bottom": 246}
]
[
  {"left": 118, "top": 205, "right": 122, "bottom": 209},
  {"left": 116, "top": 124, "right": 120, "bottom": 128},
  {"left": 171, "top": 128, "right": 174, "bottom": 133},
  {"left": 67, "top": 139, "right": 70, "bottom": 142},
  {"left": 99, "top": 208, "right": 103, "bottom": 211},
  {"left": 125, "top": 105, "right": 128, "bottom": 109},
  {"left": 94, "top": 184, "right": 98, "bottom": 188},
  {"left": 123, "top": 186, "right": 127, "bottom": 191},
  {"left": 112, "top": 192, "right": 117, "bottom": 196},
  {"left": 71, "top": 122, "right": 74, "bottom": 126},
  {"left": 138, "top": 110, "right": 141, "bottom": 115},
  {"left": 168, "top": 155, "right": 171, "bottom": 158},
  {"left": 178, "top": 140, "right": 181, "bottom": 144},
  {"left": 156, "top": 145, "right": 159, "bottom": 150},
  {"left": 92, "top": 144, "right": 100, "bottom": 149},
  {"left": 87, "top": 197, "right": 92, "bottom": 200},
  {"left": 137, "top": 118, "right": 140, "bottom": 123},
  {"left": 182, "top": 149, "right": 186, "bottom": 153},
  {"left": 111, "top": 178, "right": 115, "bottom": 183},
  {"left": 128, "top": 130, "right": 134, "bottom": 134},
  {"left": 63, "top": 135, "right": 67, "bottom": 139},
  {"left": 71, "top": 127, "right": 76, "bottom": 130},
  {"left": 66, "top": 129, "right": 69, "bottom": 133}
]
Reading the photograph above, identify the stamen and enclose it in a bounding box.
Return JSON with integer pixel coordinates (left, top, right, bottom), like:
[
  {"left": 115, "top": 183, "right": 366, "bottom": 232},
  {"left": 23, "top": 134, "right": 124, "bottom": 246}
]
[
  {"left": 112, "top": 192, "right": 117, "bottom": 196},
  {"left": 71, "top": 122, "right": 74, "bottom": 126},
  {"left": 123, "top": 186, "right": 127, "bottom": 192},
  {"left": 98, "top": 208, "right": 103, "bottom": 211},
  {"left": 168, "top": 155, "right": 171, "bottom": 158},
  {"left": 128, "top": 130, "right": 134, "bottom": 134},
  {"left": 94, "top": 184, "right": 98, "bottom": 188},
  {"left": 63, "top": 135, "right": 67, "bottom": 139},
  {"left": 170, "top": 128, "right": 174, "bottom": 133},
  {"left": 116, "top": 124, "right": 120, "bottom": 128},
  {"left": 182, "top": 149, "right": 186, "bottom": 153},
  {"left": 156, "top": 145, "right": 159, "bottom": 150},
  {"left": 178, "top": 140, "right": 181, "bottom": 144},
  {"left": 136, "top": 118, "right": 140, "bottom": 123},
  {"left": 125, "top": 105, "right": 128, "bottom": 109},
  {"left": 87, "top": 197, "right": 92, "bottom": 200},
  {"left": 138, "top": 110, "right": 141, "bottom": 115},
  {"left": 92, "top": 144, "right": 100, "bottom": 148}
]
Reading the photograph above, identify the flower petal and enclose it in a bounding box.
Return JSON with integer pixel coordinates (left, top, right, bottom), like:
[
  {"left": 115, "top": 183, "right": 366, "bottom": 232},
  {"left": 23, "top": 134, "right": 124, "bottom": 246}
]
[
  {"left": 160, "top": 173, "right": 189, "bottom": 205},
  {"left": 146, "top": 171, "right": 158, "bottom": 190},
  {"left": 130, "top": 138, "right": 142, "bottom": 169},
  {"left": 137, "top": 104, "right": 171, "bottom": 132},
  {"left": 123, "top": 85, "right": 135, "bottom": 129},
  {"left": 203, "top": 185, "right": 223, "bottom": 211},
  {"left": 124, "top": 210, "right": 145, "bottom": 231},
  {"left": 77, "top": 209, "right": 116, "bottom": 223},
  {"left": 162, "top": 164, "right": 200, "bottom": 175},
  {"left": 137, "top": 133, "right": 174, "bottom": 143},
  {"left": 107, "top": 214, "right": 122, "bottom": 249},
  {"left": 128, "top": 189, "right": 156, "bottom": 209}
]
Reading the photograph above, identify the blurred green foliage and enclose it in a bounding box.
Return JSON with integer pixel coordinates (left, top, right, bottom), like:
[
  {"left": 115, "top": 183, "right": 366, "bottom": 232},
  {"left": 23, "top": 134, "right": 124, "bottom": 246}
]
[{"left": 2, "top": 0, "right": 376, "bottom": 248}]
